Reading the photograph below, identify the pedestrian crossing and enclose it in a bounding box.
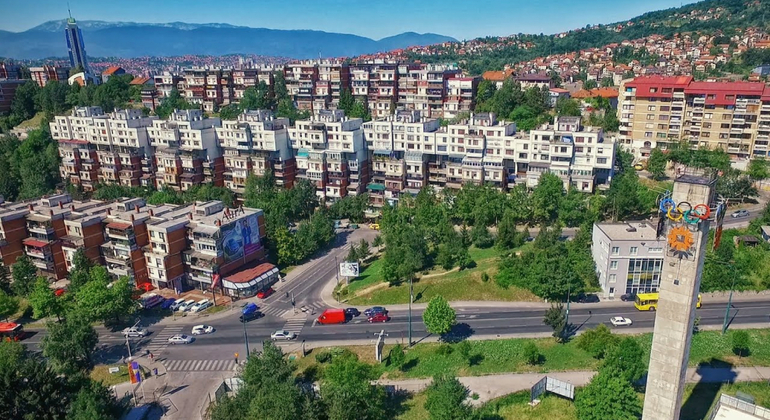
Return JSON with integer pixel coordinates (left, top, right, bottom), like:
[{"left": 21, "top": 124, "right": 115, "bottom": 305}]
[
  {"left": 143, "top": 326, "right": 184, "bottom": 355},
  {"left": 282, "top": 315, "right": 307, "bottom": 336},
  {"left": 163, "top": 359, "right": 237, "bottom": 372},
  {"left": 260, "top": 305, "right": 290, "bottom": 318}
]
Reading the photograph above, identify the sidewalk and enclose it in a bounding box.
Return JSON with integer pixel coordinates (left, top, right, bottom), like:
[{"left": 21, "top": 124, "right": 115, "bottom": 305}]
[
  {"left": 376, "top": 366, "right": 770, "bottom": 405},
  {"left": 112, "top": 355, "right": 170, "bottom": 408}
]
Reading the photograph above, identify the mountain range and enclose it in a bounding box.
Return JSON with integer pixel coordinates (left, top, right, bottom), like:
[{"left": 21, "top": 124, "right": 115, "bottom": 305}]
[{"left": 0, "top": 20, "right": 457, "bottom": 60}]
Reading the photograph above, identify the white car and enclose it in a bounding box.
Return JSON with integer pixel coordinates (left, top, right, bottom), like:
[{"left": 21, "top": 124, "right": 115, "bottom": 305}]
[
  {"left": 270, "top": 330, "right": 297, "bottom": 341},
  {"left": 167, "top": 334, "right": 193, "bottom": 344},
  {"left": 191, "top": 325, "right": 214, "bottom": 335},
  {"left": 122, "top": 327, "right": 149, "bottom": 337},
  {"left": 176, "top": 299, "right": 197, "bottom": 312},
  {"left": 610, "top": 316, "right": 633, "bottom": 327},
  {"left": 189, "top": 299, "right": 213, "bottom": 313}
]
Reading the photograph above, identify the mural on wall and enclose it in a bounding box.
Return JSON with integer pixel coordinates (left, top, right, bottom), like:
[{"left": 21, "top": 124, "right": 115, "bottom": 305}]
[{"left": 220, "top": 214, "right": 261, "bottom": 263}]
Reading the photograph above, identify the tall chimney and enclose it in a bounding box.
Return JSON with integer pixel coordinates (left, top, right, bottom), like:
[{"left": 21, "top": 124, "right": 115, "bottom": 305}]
[
  {"left": 135, "top": 204, "right": 140, "bottom": 213},
  {"left": 130, "top": 214, "right": 135, "bottom": 222},
  {"left": 71, "top": 205, "right": 76, "bottom": 211},
  {"left": 58, "top": 202, "right": 63, "bottom": 209},
  {"left": 28, "top": 204, "right": 34, "bottom": 211},
  {"left": 215, "top": 219, "right": 221, "bottom": 227},
  {"left": 106, "top": 208, "right": 111, "bottom": 215},
  {"left": 149, "top": 209, "right": 154, "bottom": 217}
]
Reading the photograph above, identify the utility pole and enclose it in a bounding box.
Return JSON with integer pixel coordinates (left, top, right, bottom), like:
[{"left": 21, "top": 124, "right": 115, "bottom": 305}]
[
  {"left": 722, "top": 263, "right": 737, "bottom": 335},
  {"left": 334, "top": 255, "right": 340, "bottom": 285},
  {"left": 408, "top": 276, "right": 413, "bottom": 347},
  {"left": 565, "top": 280, "right": 571, "bottom": 338},
  {"left": 125, "top": 334, "right": 132, "bottom": 360},
  {"left": 242, "top": 317, "right": 250, "bottom": 359}
]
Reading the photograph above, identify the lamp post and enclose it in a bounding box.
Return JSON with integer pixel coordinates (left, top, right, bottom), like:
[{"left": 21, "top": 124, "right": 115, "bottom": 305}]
[
  {"left": 408, "top": 276, "right": 413, "bottom": 347},
  {"left": 242, "top": 317, "right": 250, "bottom": 359},
  {"left": 721, "top": 264, "right": 737, "bottom": 335},
  {"left": 565, "top": 280, "right": 571, "bottom": 338}
]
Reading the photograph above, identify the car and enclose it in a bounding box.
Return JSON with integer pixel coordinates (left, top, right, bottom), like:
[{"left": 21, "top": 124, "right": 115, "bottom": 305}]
[
  {"left": 189, "top": 299, "right": 213, "bottom": 313},
  {"left": 191, "top": 325, "right": 214, "bottom": 335},
  {"left": 620, "top": 293, "right": 636, "bottom": 302},
  {"left": 168, "top": 298, "right": 186, "bottom": 311},
  {"left": 576, "top": 293, "right": 600, "bottom": 303},
  {"left": 240, "top": 311, "right": 263, "bottom": 323},
  {"left": 270, "top": 329, "right": 297, "bottom": 340},
  {"left": 363, "top": 306, "right": 387, "bottom": 317},
  {"left": 54, "top": 288, "right": 66, "bottom": 297},
  {"left": 731, "top": 210, "right": 750, "bottom": 218},
  {"left": 344, "top": 308, "right": 361, "bottom": 318},
  {"left": 122, "top": 327, "right": 149, "bottom": 337},
  {"left": 369, "top": 223, "right": 380, "bottom": 230},
  {"left": 368, "top": 313, "right": 390, "bottom": 323},
  {"left": 176, "top": 299, "right": 197, "bottom": 312},
  {"left": 257, "top": 288, "right": 275, "bottom": 299},
  {"left": 610, "top": 316, "right": 633, "bottom": 327},
  {"left": 167, "top": 334, "right": 193, "bottom": 344}
]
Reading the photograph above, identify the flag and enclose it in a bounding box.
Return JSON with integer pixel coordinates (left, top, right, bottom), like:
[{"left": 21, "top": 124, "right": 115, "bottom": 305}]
[
  {"left": 212, "top": 274, "right": 221, "bottom": 289},
  {"left": 128, "top": 361, "right": 141, "bottom": 384}
]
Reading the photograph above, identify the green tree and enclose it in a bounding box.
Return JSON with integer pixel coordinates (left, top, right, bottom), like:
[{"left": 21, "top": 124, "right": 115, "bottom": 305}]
[
  {"left": 496, "top": 210, "right": 526, "bottom": 250},
  {"left": 543, "top": 303, "right": 568, "bottom": 342},
  {"left": 338, "top": 88, "right": 356, "bottom": 114},
  {"left": 28, "top": 277, "right": 64, "bottom": 321},
  {"left": 747, "top": 159, "right": 770, "bottom": 183},
  {"left": 388, "top": 343, "right": 405, "bottom": 369},
  {"left": 11, "top": 255, "right": 37, "bottom": 297},
  {"left": 42, "top": 311, "right": 99, "bottom": 375},
  {"left": 602, "top": 337, "right": 646, "bottom": 383},
  {"left": 471, "top": 223, "right": 494, "bottom": 248},
  {"left": 321, "top": 355, "right": 387, "bottom": 420},
  {"left": 555, "top": 97, "right": 582, "bottom": 116},
  {"left": 12, "top": 128, "right": 61, "bottom": 200},
  {"left": 605, "top": 170, "right": 647, "bottom": 220},
  {"left": 732, "top": 330, "right": 750, "bottom": 358},
  {"left": 0, "top": 290, "right": 19, "bottom": 321},
  {"left": 68, "top": 248, "right": 94, "bottom": 292},
  {"left": 74, "top": 267, "right": 133, "bottom": 323},
  {"left": 357, "top": 238, "right": 370, "bottom": 262},
  {"left": 647, "top": 148, "right": 667, "bottom": 180},
  {"left": 9, "top": 81, "right": 40, "bottom": 121},
  {"left": 423, "top": 296, "right": 456, "bottom": 337},
  {"left": 522, "top": 341, "right": 542, "bottom": 365},
  {"left": 218, "top": 103, "right": 241, "bottom": 120},
  {"left": 424, "top": 375, "right": 471, "bottom": 420},
  {"left": 67, "top": 380, "right": 125, "bottom": 420},
  {"left": 583, "top": 79, "right": 598, "bottom": 90},
  {"left": 575, "top": 368, "right": 642, "bottom": 420},
  {"left": 531, "top": 172, "right": 564, "bottom": 224},
  {"left": 576, "top": 324, "right": 619, "bottom": 359}
]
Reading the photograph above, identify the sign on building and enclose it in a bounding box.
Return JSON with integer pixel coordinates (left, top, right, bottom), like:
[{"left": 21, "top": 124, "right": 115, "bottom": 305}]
[{"left": 340, "top": 262, "right": 359, "bottom": 277}]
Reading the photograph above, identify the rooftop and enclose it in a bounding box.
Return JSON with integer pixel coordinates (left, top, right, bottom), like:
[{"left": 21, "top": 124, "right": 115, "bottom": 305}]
[{"left": 594, "top": 221, "right": 661, "bottom": 241}]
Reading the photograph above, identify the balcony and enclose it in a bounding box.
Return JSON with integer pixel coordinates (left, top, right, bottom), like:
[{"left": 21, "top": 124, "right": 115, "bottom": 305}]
[
  {"left": 102, "top": 243, "right": 130, "bottom": 264},
  {"left": 61, "top": 235, "right": 84, "bottom": 249},
  {"left": 27, "top": 220, "right": 54, "bottom": 235},
  {"left": 31, "top": 258, "right": 55, "bottom": 271}
]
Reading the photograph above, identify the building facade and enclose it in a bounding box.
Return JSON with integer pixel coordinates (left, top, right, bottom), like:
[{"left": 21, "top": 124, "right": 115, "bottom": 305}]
[
  {"left": 30, "top": 66, "right": 71, "bottom": 87},
  {"left": 591, "top": 221, "right": 666, "bottom": 299},
  {"left": 618, "top": 76, "right": 770, "bottom": 160},
  {"left": 64, "top": 17, "right": 90, "bottom": 74}
]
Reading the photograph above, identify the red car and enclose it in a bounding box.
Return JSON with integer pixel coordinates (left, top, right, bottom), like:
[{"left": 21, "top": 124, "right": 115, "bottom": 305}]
[
  {"left": 256, "top": 288, "right": 275, "bottom": 299},
  {"left": 54, "top": 288, "right": 66, "bottom": 297},
  {"left": 368, "top": 313, "right": 389, "bottom": 323}
]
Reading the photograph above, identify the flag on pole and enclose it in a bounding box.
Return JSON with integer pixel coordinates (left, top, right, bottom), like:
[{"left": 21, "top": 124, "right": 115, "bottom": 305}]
[{"left": 128, "top": 361, "right": 142, "bottom": 384}]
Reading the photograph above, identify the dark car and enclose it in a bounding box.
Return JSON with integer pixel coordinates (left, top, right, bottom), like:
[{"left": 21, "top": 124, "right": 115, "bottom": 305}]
[
  {"left": 257, "top": 288, "right": 275, "bottom": 299},
  {"left": 160, "top": 298, "right": 177, "bottom": 310},
  {"left": 344, "top": 308, "right": 361, "bottom": 318},
  {"left": 368, "top": 313, "right": 390, "bottom": 323},
  {"left": 363, "top": 306, "right": 387, "bottom": 317},
  {"left": 620, "top": 293, "right": 636, "bottom": 302},
  {"left": 239, "top": 311, "right": 263, "bottom": 323},
  {"left": 576, "top": 293, "right": 600, "bottom": 303}
]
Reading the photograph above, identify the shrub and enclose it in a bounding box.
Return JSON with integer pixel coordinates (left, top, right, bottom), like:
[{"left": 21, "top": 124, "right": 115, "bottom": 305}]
[
  {"left": 732, "top": 330, "right": 751, "bottom": 357},
  {"left": 576, "top": 324, "right": 619, "bottom": 359},
  {"left": 481, "top": 272, "right": 490, "bottom": 283},
  {"left": 456, "top": 341, "right": 471, "bottom": 361},
  {"left": 436, "top": 344, "right": 454, "bottom": 356},
  {"left": 389, "top": 344, "right": 405, "bottom": 368},
  {"left": 522, "top": 342, "right": 541, "bottom": 365},
  {"left": 315, "top": 350, "right": 332, "bottom": 363}
]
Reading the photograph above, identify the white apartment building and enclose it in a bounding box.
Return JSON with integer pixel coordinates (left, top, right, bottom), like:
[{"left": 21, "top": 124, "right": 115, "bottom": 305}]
[{"left": 591, "top": 221, "right": 666, "bottom": 299}]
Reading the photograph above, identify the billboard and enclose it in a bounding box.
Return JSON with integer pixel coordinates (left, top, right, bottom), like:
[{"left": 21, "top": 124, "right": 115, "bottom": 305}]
[
  {"left": 220, "top": 214, "right": 262, "bottom": 263},
  {"left": 340, "top": 262, "right": 359, "bottom": 277}
]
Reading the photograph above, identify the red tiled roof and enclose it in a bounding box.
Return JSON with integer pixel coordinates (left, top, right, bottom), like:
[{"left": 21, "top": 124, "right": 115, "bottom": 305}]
[
  {"left": 225, "top": 263, "right": 277, "bottom": 284},
  {"left": 482, "top": 69, "right": 514, "bottom": 82},
  {"left": 102, "top": 66, "right": 123, "bottom": 75},
  {"left": 58, "top": 139, "right": 89, "bottom": 145},
  {"left": 550, "top": 88, "right": 570, "bottom": 94},
  {"left": 106, "top": 222, "right": 132, "bottom": 230},
  {"left": 130, "top": 77, "right": 151, "bottom": 85},
  {"left": 23, "top": 238, "right": 49, "bottom": 248},
  {"left": 625, "top": 76, "right": 693, "bottom": 98},
  {"left": 686, "top": 81, "right": 766, "bottom": 106}
]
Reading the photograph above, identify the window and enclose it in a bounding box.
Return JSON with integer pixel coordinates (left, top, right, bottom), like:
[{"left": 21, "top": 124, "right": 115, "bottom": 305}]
[
  {"left": 610, "top": 260, "right": 619, "bottom": 270},
  {"left": 649, "top": 247, "right": 663, "bottom": 253},
  {"left": 609, "top": 274, "right": 617, "bottom": 283},
  {"left": 611, "top": 246, "right": 620, "bottom": 255},
  {"left": 630, "top": 246, "right": 638, "bottom": 255}
]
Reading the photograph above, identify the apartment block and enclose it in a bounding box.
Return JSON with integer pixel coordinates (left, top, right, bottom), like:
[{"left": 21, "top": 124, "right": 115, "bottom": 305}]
[
  {"left": 397, "top": 63, "right": 461, "bottom": 119},
  {"left": 216, "top": 110, "right": 296, "bottom": 196},
  {"left": 285, "top": 63, "right": 319, "bottom": 111},
  {"left": 0, "top": 79, "right": 26, "bottom": 114},
  {"left": 443, "top": 77, "right": 480, "bottom": 119},
  {"left": 0, "top": 201, "right": 30, "bottom": 267},
  {"left": 618, "top": 76, "right": 770, "bottom": 160},
  {"left": 0, "top": 63, "right": 21, "bottom": 80},
  {"left": 289, "top": 110, "right": 368, "bottom": 202},
  {"left": 29, "top": 65, "right": 71, "bottom": 87},
  {"left": 153, "top": 72, "right": 184, "bottom": 99},
  {"left": 316, "top": 61, "right": 350, "bottom": 110},
  {"left": 148, "top": 109, "right": 224, "bottom": 191},
  {"left": 592, "top": 221, "right": 666, "bottom": 299}
]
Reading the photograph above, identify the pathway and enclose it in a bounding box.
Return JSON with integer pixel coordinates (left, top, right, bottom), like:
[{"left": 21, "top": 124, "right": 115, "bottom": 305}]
[{"left": 376, "top": 366, "right": 770, "bottom": 404}]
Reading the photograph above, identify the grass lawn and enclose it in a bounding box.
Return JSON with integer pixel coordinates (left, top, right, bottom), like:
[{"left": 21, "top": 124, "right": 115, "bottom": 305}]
[
  {"left": 205, "top": 305, "right": 229, "bottom": 315},
  {"left": 90, "top": 364, "right": 130, "bottom": 386},
  {"left": 18, "top": 112, "right": 45, "bottom": 129},
  {"left": 345, "top": 246, "right": 538, "bottom": 305},
  {"left": 293, "top": 329, "right": 770, "bottom": 381}
]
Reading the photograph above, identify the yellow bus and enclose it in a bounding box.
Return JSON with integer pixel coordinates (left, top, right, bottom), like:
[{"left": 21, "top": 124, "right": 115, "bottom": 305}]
[{"left": 634, "top": 292, "right": 702, "bottom": 311}]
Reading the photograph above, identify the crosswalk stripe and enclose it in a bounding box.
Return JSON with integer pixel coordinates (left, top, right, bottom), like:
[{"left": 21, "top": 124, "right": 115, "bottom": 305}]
[{"left": 164, "top": 359, "right": 235, "bottom": 372}]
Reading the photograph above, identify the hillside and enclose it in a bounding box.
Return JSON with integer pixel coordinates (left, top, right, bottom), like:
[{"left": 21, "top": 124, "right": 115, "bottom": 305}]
[
  {"left": 404, "top": 0, "right": 770, "bottom": 74},
  {"left": 0, "top": 20, "right": 456, "bottom": 60}
]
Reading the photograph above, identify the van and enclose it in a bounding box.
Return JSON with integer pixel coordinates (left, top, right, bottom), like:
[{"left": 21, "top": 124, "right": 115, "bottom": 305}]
[
  {"left": 140, "top": 293, "right": 165, "bottom": 310},
  {"left": 317, "top": 308, "right": 346, "bottom": 325},
  {"left": 169, "top": 298, "right": 186, "bottom": 311},
  {"left": 177, "top": 299, "right": 197, "bottom": 312}
]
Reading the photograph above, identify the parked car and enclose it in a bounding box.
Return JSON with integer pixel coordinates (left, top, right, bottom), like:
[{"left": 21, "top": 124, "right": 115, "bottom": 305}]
[
  {"left": 576, "top": 294, "right": 600, "bottom": 303},
  {"left": 122, "top": 327, "right": 149, "bottom": 337},
  {"left": 368, "top": 313, "right": 390, "bottom": 323},
  {"left": 317, "top": 308, "right": 347, "bottom": 325},
  {"left": 160, "top": 298, "right": 177, "bottom": 310},
  {"left": 610, "top": 316, "right": 633, "bottom": 327},
  {"left": 731, "top": 210, "right": 750, "bottom": 218},
  {"left": 189, "top": 299, "right": 213, "bottom": 313},
  {"left": 270, "top": 329, "right": 297, "bottom": 340},
  {"left": 176, "top": 299, "right": 197, "bottom": 312},
  {"left": 167, "top": 334, "right": 193, "bottom": 344},
  {"left": 363, "top": 306, "right": 388, "bottom": 317},
  {"left": 140, "top": 293, "right": 165, "bottom": 310},
  {"left": 191, "top": 325, "right": 214, "bottom": 335},
  {"left": 620, "top": 293, "right": 636, "bottom": 302},
  {"left": 239, "top": 311, "right": 263, "bottom": 323},
  {"left": 344, "top": 308, "right": 361, "bottom": 318},
  {"left": 169, "top": 298, "right": 186, "bottom": 311},
  {"left": 257, "top": 288, "right": 275, "bottom": 299}
]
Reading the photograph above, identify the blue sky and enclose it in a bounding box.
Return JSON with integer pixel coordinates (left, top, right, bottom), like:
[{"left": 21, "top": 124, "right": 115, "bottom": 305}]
[{"left": 2, "top": 0, "right": 697, "bottom": 40}]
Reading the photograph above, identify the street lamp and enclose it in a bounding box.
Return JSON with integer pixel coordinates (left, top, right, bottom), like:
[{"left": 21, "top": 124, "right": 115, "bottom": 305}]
[
  {"left": 721, "top": 263, "right": 738, "bottom": 335},
  {"left": 242, "top": 316, "right": 250, "bottom": 359},
  {"left": 408, "top": 276, "right": 413, "bottom": 347},
  {"left": 565, "top": 280, "right": 571, "bottom": 338}
]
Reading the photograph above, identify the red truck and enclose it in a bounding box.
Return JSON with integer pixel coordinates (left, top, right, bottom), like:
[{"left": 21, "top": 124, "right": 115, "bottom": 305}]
[{"left": 317, "top": 308, "right": 346, "bottom": 325}]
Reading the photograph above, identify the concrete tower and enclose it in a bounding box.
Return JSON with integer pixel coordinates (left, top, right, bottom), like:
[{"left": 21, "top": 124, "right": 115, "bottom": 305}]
[{"left": 642, "top": 174, "right": 718, "bottom": 420}]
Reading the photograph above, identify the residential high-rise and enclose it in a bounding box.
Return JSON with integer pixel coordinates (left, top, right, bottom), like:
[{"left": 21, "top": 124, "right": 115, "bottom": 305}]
[{"left": 64, "top": 17, "right": 90, "bottom": 74}]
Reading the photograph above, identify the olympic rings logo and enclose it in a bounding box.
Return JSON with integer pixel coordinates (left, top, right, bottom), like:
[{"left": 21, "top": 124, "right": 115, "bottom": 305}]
[{"left": 660, "top": 199, "right": 711, "bottom": 224}]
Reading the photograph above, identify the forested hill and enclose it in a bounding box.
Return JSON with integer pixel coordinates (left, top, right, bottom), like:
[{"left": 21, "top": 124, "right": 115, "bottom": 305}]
[{"left": 406, "top": 0, "right": 770, "bottom": 74}]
